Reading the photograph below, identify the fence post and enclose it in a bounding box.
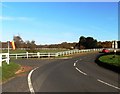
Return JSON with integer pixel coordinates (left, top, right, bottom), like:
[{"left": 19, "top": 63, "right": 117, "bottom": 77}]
[
  {"left": 79, "top": 50, "right": 81, "bottom": 53},
  {"left": 55, "top": 53, "right": 58, "bottom": 57},
  {"left": 62, "top": 52, "right": 64, "bottom": 56},
  {"left": 6, "top": 53, "right": 9, "bottom": 65},
  {"left": 68, "top": 51, "right": 70, "bottom": 55},
  {"left": 0, "top": 54, "right": 2, "bottom": 67},
  {"left": 26, "top": 52, "right": 28, "bottom": 59},
  {"left": 59, "top": 52, "right": 62, "bottom": 56},
  {"left": 65, "top": 51, "right": 66, "bottom": 55},
  {"left": 74, "top": 50, "right": 76, "bottom": 53},
  {"left": 37, "top": 52, "right": 40, "bottom": 58},
  {"left": 48, "top": 53, "right": 50, "bottom": 58},
  {"left": 72, "top": 50, "right": 73, "bottom": 54},
  {"left": 16, "top": 54, "right": 17, "bottom": 59}
]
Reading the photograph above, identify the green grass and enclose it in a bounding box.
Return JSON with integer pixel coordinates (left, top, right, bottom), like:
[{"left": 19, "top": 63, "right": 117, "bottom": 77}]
[
  {"left": 99, "top": 55, "right": 120, "bottom": 67},
  {"left": 2, "top": 49, "right": 27, "bottom": 54},
  {"left": 0, "top": 62, "right": 20, "bottom": 82},
  {"left": 34, "top": 49, "right": 67, "bottom": 53},
  {"left": 2, "top": 49, "right": 68, "bottom": 53}
]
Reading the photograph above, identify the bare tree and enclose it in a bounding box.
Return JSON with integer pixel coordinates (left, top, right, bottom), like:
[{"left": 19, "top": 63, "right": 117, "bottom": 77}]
[
  {"left": 13, "top": 35, "right": 24, "bottom": 48},
  {"left": 25, "top": 40, "right": 36, "bottom": 52}
]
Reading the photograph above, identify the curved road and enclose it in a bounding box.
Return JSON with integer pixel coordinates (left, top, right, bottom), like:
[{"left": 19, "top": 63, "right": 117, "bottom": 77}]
[
  {"left": 31, "top": 53, "right": 119, "bottom": 92},
  {"left": 2, "top": 53, "right": 119, "bottom": 93}
]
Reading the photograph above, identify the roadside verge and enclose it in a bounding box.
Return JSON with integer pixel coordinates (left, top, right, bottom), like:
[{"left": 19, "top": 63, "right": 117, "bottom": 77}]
[
  {"left": 95, "top": 53, "right": 120, "bottom": 73},
  {"left": 0, "top": 62, "right": 32, "bottom": 84}
]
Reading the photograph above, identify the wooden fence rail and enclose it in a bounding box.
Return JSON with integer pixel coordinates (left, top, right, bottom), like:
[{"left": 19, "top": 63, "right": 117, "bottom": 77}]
[
  {"left": 8, "top": 49, "right": 103, "bottom": 59},
  {"left": 1, "top": 48, "right": 119, "bottom": 66},
  {"left": 0, "top": 53, "right": 10, "bottom": 66}
]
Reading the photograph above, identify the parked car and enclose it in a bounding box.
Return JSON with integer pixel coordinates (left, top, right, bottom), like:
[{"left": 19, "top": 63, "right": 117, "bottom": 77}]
[{"left": 102, "top": 49, "right": 110, "bottom": 53}]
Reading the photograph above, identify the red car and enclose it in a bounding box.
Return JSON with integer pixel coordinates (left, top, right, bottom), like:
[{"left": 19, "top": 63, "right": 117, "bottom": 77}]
[{"left": 102, "top": 49, "right": 109, "bottom": 53}]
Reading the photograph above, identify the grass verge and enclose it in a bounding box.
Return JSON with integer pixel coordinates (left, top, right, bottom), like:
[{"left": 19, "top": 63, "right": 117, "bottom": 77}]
[
  {"left": 0, "top": 62, "right": 20, "bottom": 82},
  {"left": 2, "top": 50, "right": 27, "bottom": 54},
  {"left": 98, "top": 55, "right": 120, "bottom": 67},
  {"left": 2, "top": 49, "right": 68, "bottom": 53}
]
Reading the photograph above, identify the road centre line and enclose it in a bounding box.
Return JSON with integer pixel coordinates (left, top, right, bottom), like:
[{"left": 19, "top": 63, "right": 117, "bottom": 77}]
[
  {"left": 73, "top": 58, "right": 119, "bottom": 90},
  {"left": 73, "top": 60, "right": 78, "bottom": 66},
  {"left": 97, "top": 79, "right": 120, "bottom": 90},
  {"left": 74, "top": 62, "right": 76, "bottom": 66},
  {"left": 73, "top": 59, "right": 87, "bottom": 75},
  {"left": 75, "top": 60, "right": 78, "bottom": 62},
  {"left": 28, "top": 67, "right": 39, "bottom": 94},
  {"left": 75, "top": 67, "right": 87, "bottom": 76}
]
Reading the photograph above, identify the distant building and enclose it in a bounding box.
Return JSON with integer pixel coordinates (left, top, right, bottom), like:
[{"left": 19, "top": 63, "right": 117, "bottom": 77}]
[{"left": 112, "top": 40, "right": 118, "bottom": 49}]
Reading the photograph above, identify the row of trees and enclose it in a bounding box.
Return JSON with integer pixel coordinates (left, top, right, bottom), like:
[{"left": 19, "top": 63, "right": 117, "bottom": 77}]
[
  {"left": 75, "top": 36, "right": 120, "bottom": 49},
  {"left": 12, "top": 36, "right": 77, "bottom": 50},
  {"left": 13, "top": 36, "right": 36, "bottom": 51},
  {"left": 2, "top": 35, "right": 119, "bottom": 50},
  {"left": 37, "top": 42, "right": 77, "bottom": 49}
]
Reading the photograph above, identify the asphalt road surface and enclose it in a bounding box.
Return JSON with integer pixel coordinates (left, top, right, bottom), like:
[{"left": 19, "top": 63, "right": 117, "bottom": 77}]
[{"left": 2, "top": 53, "right": 120, "bottom": 93}]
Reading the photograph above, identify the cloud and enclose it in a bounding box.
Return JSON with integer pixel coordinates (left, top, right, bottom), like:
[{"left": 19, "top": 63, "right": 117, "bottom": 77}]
[
  {"left": 0, "top": 16, "right": 13, "bottom": 20},
  {"left": 0, "top": 16, "right": 34, "bottom": 21}
]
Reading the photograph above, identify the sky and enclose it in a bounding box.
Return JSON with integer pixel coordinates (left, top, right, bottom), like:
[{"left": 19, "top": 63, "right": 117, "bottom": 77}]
[{"left": 1, "top": 2, "right": 118, "bottom": 45}]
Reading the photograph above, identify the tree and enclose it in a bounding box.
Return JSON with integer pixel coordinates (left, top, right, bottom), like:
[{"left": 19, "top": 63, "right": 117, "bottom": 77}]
[
  {"left": 77, "top": 36, "right": 97, "bottom": 49},
  {"left": 98, "top": 41, "right": 112, "bottom": 48},
  {"left": 85, "top": 37, "right": 97, "bottom": 49},
  {"left": 30, "top": 40, "right": 36, "bottom": 50},
  {"left": 13, "top": 35, "right": 24, "bottom": 48},
  {"left": 25, "top": 40, "right": 31, "bottom": 49},
  {"left": 78, "top": 36, "right": 86, "bottom": 49},
  {"left": 25, "top": 40, "right": 36, "bottom": 52}
]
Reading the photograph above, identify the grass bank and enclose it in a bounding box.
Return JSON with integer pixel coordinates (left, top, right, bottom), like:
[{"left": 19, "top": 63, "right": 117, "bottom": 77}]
[
  {"left": 2, "top": 49, "right": 26, "bottom": 54},
  {"left": 0, "top": 62, "right": 20, "bottom": 82},
  {"left": 2, "top": 49, "right": 68, "bottom": 53},
  {"left": 99, "top": 55, "right": 120, "bottom": 67}
]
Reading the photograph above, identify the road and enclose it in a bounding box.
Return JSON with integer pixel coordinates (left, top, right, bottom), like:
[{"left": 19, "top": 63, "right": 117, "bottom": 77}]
[{"left": 2, "top": 53, "right": 119, "bottom": 93}]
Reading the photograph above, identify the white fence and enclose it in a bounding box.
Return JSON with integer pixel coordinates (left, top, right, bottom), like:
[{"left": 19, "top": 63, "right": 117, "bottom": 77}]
[
  {"left": 10, "top": 52, "right": 57, "bottom": 59},
  {"left": 0, "top": 48, "right": 68, "bottom": 50},
  {"left": 1, "top": 48, "right": 119, "bottom": 66},
  {"left": 9, "top": 49, "right": 103, "bottom": 59},
  {"left": 0, "top": 53, "right": 10, "bottom": 66}
]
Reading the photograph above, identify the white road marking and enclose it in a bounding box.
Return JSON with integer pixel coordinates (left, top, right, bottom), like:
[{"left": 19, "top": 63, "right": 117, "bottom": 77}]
[
  {"left": 28, "top": 67, "right": 39, "bottom": 94},
  {"left": 75, "top": 60, "right": 78, "bottom": 62},
  {"left": 74, "top": 62, "right": 76, "bottom": 66},
  {"left": 75, "top": 67, "right": 87, "bottom": 76},
  {"left": 97, "top": 79, "right": 120, "bottom": 90}
]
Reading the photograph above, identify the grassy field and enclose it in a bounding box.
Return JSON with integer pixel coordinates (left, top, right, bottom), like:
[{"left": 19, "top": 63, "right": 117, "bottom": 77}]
[
  {"left": 2, "top": 49, "right": 26, "bottom": 53},
  {"left": 2, "top": 49, "right": 68, "bottom": 53},
  {"left": 34, "top": 49, "right": 68, "bottom": 53},
  {"left": 99, "top": 55, "right": 120, "bottom": 67},
  {"left": 0, "top": 62, "right": 20, "bottom": 82}
]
